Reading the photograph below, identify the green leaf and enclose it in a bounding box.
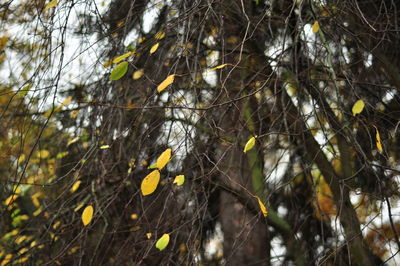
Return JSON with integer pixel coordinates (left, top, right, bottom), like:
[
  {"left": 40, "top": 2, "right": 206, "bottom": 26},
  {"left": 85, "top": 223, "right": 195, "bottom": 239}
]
[{"left": 110, "top": 61, "right": 129, "bottom": 81}]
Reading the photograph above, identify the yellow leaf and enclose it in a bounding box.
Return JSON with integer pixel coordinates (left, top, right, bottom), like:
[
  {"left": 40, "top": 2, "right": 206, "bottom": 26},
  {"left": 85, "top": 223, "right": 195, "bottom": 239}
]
[
  {"left": 146, "top": 233, "right": 152, "bottom": 239},
  {"left": 243, "top": 136, "right": 256, "bottom": 153},
  {"left": 100, "top": 145, "right": 110, "bottom": 149},
  {"left": 173, "top": 175, "right": 185, "bottom": 186},
  {"left": 155, "top": 234, "right": 170, "bottom": 251},
  {"left": 130, "top": 213, "right": 138, "bottom": 220},
  {"left": 70, "top": 110, "right": 79, "bottom": 118},
  {"left": 44, "top": 0, "right": 58, "bottom": 10},
  {"left": 157, "top": 75, "right": 175, "bottom": 93},
  {"left": 82, "top": 205, "right": 94, "bottom": 226},
  {"left": 156, "top": 148, "right": 172, "bottom": 170},
  {"left": 352, "top": 99, "right": 365, "bottom": 116},
  {"left": 155, "top": 31, "right": 166, "bottom": 40},
  {"left": 211, "top": 64, "right": 228, "bottom": 70},
  {"left": 61, "top": 96, "right": 72, "bottom": 107},
  {"left": 140, "top": 170, "right": 161, "bottom": 196},
  {"left": 132, "top": 69, "right": 144, "bottom": 80},
  {"left": 70, "top": 180, "right": 81, "bottom": 193},
  {"left": 74, "top": 203, "right": 83, "bottom": 212},
  {"left": 375, "top": 127, "right": 383, "bottom": 153},
  {"left": 38, "top": 150, "right": 50, "bottom": 158},
  {"left": 256, "top": 196, "right": 268, "bottom": 217},
  {"left": 312, "top": 21, "right": 320, "bottom": 33},
  {"left": 112, "top": 51, "right": 132, "bottom": 64},
  {"left": 4, "top": 195, "right": 18, "bottom": 205},
  {"left": 67, "top": 136, "right": 80, "bottom": 146},
  {"left": 150, "top": 43, "right": 159, "bottom": 54}
]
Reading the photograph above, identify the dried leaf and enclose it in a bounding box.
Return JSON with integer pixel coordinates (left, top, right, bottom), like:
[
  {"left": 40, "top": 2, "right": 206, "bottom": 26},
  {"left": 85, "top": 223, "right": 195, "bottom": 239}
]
[
  {"left": 157, "top": 75, "right": 175, "bottom": 93},
  {"left": 100, "top": 145, "right": 110, "bottom": 149},
  {"left": 173, "top": 175, "right": 185, "bottom": 186},
  {"left": 141, "top": 170, "right": 160, "bottom": 196},
  {"left": 352, "top": 99, "right": 365, "bottom": 116},
  {"left": 256, "top": 197, "right": 268, "bottom": 217},
  {"left": 150, "top": 43, "right": 159, "bottom": 54},
  {"left": 312, "top": 21, "right": 320, "bottom": 33},
  {"left": 155, "top": 234, "right": 170, "bottom": 251},
  {"left": 243, "top": 136, "right": 256, "bottom": 153},
  {"left": 156, "top": 148, "right": 172, "bottom": 170},
  {"left": 110, "top": 61, "right": 129, "bottom": 81},
  {"left": 81, "top": 205, "right": 94, "bottom": 226}
]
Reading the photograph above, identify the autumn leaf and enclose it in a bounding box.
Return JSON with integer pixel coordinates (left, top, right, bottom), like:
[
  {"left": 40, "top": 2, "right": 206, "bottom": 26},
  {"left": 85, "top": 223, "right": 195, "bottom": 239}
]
[
  {"left": 112, "top": 51, "right": 132, "bottom": 64},
  {"left": 157, "top": 75, "right": 175, "bottom": 93},
  {"left": 155, "top": 234, "right": 170, "bottom": 251},
  {"left": 256, "top": 196, "right": 268, "bottom": 217},
  {"left": 146, "top": 233, "right": 152, "bottom": 239},
  {"left": 156, "top": 148, "right": 172, "bottom": 170},
  {"left": 44, "top": 0, "right": 58, "bottom": 10},
  {"left": 100, "top": 145, "right": 110, "bottom": 149},
  {"left": 211, "top": 64, "right": 228, "bottom": 70},
  {"left": 173, "top": 175, "right": 185, "bottom": 186},
  {"left": 141, "top": 170, "right": 161, "bottom": 196},
  {"left": 375, "top": 126, "right": 383, "bottom": 153},
  {"left": 352, "top": 99, "right": 365, "bottom": 116},
  {"left": 70, "top": 180, "right": 81, "bottom": 193},
  {"left": 312, "top": 21, "right": 320, "bottom": 33},
  {"left": 82, "top": 205, "right": 94, "bottom": 226},
  {"left": 132, "top": 69, "right": 144, "bottom": 80},
  {"left": 155, "top": 31, "right": 166, "bottom": 40},
  {"left": 244, "top": 136, "right": 256, "bottom": 153},
  {"left": 150, "top": 43, "right": 159, "bottom": 54},
  {"left": 110, "top": 61, "right": 129, "bottom": 81}
]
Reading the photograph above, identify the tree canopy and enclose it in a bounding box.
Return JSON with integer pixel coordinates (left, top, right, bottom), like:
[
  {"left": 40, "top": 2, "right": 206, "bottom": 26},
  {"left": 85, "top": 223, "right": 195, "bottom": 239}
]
[{"left": 1, "top": 0, "right": 400, "bottom": 265}]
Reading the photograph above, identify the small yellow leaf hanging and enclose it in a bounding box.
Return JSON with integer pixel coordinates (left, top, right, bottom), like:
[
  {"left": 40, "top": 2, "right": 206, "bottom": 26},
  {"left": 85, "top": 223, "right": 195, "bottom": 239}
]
[
  {"left": 211, "top": 64, "right": 228, "bottom": 71},
  {"left": 312, "top": 21, "right": 320, "bottom": 33},
  {"left": 150, "top": 43, "right": 159, "bottom": 54},
  {"left": 44, "top": 0, "right": 58, "bottom": 10},
  {"left": 141, "top": 170, "right": 161, "bottom": 196},
  {"left": 100, "top": 145, "right": 110, "bottom": 149},
  {"left": 256, "top": 196, "right": 268, "bottom": 217},
  {"left": 157, "top": 75, "right": 175, "bottom": 93},
  {"left": 243, "top": 136, "right": 256, "bottom": 153},
  {"left": 112, "top": 51, "right": 132, "bottom": 64},
  {"left": 146, "top": 233, "right": 152, "bottom": 239},
  {"left": 132, "top": 69, "right": 144, "bottom": 80},
  {"left": 374, "top": 126, "right": 383, "bottom": 153},
  {"left": 70, "top": 180, "right": 81, "bottom": 193},
  {"left": 352, "top": 99, "right": 365, "bottom": 116},
  {"left": 82, "top": 205, "right": 94, "bottom": 226},
  {"left": 155, "top": 31, "right": 166, "bottom": 40},
  {"left": 173, "top": 175, "right": 185, "bottom": 186},
  {"left": 155, "top": 234, "right": 170, "bottom": 251},
  {"left": 156, "top": 148, "right": 172, "bottom": 170}
]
